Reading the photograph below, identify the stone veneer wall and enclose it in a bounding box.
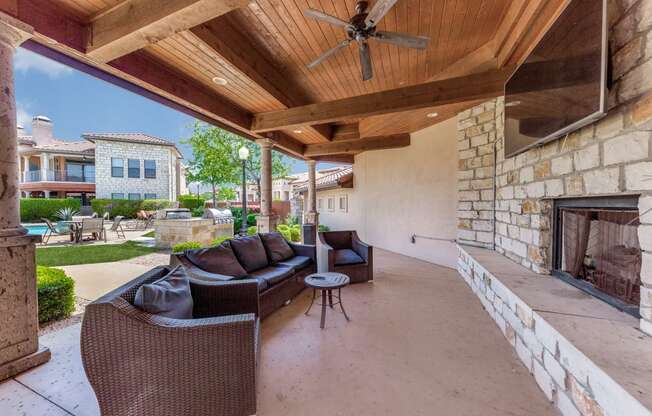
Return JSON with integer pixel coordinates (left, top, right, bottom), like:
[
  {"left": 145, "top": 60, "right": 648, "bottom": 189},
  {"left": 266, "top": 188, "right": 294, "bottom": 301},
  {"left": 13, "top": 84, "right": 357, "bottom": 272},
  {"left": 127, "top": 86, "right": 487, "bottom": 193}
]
[
  {"left": 457, "top": 0, "right": 652, "bottom": 333},
  {"left": 94, "top": 140, "right": 178, "bottom": 200},
  {"left": 458, "top": 247, "right": 651, "bottom": 416}
]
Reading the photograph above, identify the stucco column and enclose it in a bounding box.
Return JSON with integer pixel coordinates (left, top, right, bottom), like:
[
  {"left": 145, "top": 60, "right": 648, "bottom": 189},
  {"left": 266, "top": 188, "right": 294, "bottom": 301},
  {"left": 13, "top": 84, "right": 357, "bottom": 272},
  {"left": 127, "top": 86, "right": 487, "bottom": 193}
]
[
  {"left": 303, "top": 160, "right": 319, "bottom": 244},
  {"left": 0, "top": 13, "right": 50, "bottom": 382},
  {"left": 40, "top": 153, "right": 49, "bottom": 181},
  {"left": 255, "top": 138, "right": 278, "bottom": 232},
  {"left": 22, "top": 155, "right": 29, "bottom": 182}
]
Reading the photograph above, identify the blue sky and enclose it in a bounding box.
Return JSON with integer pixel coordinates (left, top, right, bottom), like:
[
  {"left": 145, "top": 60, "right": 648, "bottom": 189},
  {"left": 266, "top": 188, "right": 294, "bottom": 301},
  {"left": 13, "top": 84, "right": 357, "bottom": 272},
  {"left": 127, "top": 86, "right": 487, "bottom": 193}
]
[{"left": 13, "top": 47, "right": 335, "bottom": 174}]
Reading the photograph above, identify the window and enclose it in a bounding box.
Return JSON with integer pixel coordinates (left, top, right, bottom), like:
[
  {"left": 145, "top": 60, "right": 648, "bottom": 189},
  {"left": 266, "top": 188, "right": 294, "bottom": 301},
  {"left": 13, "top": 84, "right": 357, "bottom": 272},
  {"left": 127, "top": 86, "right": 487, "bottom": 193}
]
[
  {"left": 273, "top": 191, "right": 281, "bottom": 200},
  {"left": 111, "top": 193, "right": 125, "bottom": 199},
  {"left": 111, "top": 158, "right": 123, "bottom": 177},
  {"left": 317, "top": 198, "right": 323, "bottom": 210},
  {"left": 128, "top": 159, "right": 140, "bottom": 178},
  {"left": 128, "top": 193, "right": 141, "bottom": 200},
  {"left": 284, "top": 191, "right": 290, "bottom": 200},
  {"left": 339, "top": 195, "right": 348, "bottom": 212},
  {"left": 327, "top": 197, "right": 335, "bottom": 211},
  {"left": 144, "top": 193, "right": 157, "bottom": 199},
  {"left": 144, "top": 159, "right": 156, "bottom": 179}
]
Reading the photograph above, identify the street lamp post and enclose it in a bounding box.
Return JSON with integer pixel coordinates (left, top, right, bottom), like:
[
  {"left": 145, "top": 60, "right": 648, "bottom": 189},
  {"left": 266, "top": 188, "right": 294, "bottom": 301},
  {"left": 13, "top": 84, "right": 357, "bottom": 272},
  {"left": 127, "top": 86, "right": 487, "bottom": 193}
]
[{"left": 238, "top": 146, "right": 250, "bottom": 236}]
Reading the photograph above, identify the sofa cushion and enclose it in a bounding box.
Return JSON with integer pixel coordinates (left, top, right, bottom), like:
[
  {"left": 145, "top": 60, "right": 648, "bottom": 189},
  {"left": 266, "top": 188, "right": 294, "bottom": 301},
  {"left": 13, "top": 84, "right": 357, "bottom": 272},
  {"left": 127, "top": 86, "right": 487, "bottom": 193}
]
[
  {"left": 334, "top": 249, "right": 364, "bottom": 266},
  {"left": 230, "top": 235, "right": 269, "bottom": 273},
  {"left": 259, "top": 232, "right": 294, "bottom": 263},
  {"left": 249, "top": 266, "right": 294, "bottom": 286},
  {"left": 185, "top": 243, "right": 247, "bottom": 278},
  {"left": 134, "top": 266, "right": 194, "bottom": 319},
  {"left": 277, "top": 255, "right": 312, "bottom": 270}
]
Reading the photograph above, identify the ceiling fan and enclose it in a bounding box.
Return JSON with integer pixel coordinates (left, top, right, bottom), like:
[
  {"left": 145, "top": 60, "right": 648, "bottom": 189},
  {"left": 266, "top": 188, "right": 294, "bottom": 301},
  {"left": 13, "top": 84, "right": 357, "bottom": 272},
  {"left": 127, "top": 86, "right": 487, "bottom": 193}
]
[{"left": 304, "top": 0, "right": 429, "bottom": 81}]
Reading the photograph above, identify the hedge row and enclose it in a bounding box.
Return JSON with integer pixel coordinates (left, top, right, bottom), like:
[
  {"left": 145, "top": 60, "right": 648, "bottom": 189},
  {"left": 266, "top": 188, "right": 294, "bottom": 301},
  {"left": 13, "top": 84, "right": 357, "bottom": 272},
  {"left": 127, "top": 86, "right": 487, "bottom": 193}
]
[
  {"left": 21, "top": 198, "right": 82, "bottom": 222},
  {"left": 178, "top": 195, "right": 205, "bottom": 210},
  {"left": 90, "top": 199, "right": 173, "bottom": 219},
  {"left": 37, "top": 266, "right": 75, "bottom": 323}
]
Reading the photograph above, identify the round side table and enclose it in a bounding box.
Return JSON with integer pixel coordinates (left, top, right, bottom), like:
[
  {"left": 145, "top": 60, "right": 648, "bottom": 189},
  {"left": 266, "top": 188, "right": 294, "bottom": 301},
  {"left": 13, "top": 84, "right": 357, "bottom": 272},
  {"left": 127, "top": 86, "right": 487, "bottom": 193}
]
[{"left": 304, "top": 272, "right": 351, "bottom": 329}]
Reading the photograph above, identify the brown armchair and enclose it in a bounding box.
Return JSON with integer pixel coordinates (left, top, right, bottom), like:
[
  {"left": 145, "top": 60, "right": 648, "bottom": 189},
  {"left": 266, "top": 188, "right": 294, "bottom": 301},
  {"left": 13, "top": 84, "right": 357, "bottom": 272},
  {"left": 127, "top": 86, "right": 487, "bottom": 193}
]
[
  {"left": 81, "top": 266, "right": 260, "bottom": 416},
  {"left": 318, "top": 230, "right": 373, "bottom": 283}
]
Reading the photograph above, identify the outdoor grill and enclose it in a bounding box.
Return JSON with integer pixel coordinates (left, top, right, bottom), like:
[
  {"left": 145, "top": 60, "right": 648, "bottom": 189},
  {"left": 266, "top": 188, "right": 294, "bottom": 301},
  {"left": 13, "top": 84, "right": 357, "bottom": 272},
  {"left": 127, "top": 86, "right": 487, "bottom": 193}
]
[
  {"left": 160, "top": 208, "right": 191, "bottom": 220},
  {"left": 203, "top": 208, "right": 235, "bottom": 225}
]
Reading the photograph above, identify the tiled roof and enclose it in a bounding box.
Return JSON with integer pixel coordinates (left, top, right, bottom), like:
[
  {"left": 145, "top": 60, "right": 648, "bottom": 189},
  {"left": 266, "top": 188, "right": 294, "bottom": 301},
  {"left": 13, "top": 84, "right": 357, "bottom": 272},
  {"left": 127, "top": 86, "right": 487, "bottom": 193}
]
[
  {"left": 19, "top": 136, "right": 95, "bottom": 155},
  {"left": 83, "top": 132, "right": 176, "bottom": 147},
  {"left": 294, "top": 166, "right": 353, "bottom": 192}
]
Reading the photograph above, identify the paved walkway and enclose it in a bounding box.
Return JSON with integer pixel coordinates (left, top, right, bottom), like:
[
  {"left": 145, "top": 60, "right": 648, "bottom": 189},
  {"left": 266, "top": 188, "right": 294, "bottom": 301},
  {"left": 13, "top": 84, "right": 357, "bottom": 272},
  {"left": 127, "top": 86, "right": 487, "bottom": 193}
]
[{"left": 0, "top": 249, "right": 557, "bottom": 416}]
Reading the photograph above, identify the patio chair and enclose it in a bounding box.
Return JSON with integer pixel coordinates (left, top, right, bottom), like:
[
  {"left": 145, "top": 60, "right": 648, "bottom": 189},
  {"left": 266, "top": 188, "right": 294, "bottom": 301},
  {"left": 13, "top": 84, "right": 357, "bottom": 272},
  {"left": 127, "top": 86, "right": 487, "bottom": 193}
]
[
  {"left": 81, "top": 266, "right": 259, "bottom": 416},
  {"left": 102, "top": 212, "right": 110, "bottom": 220},
  {"left": 41, "top": 218, "right": 71, "bottom": 245},
  {"left": 109, "top": 216, "right": 126, "bottom": 239},
  {"left": 76, "top": 218, "right": 106, "bottom": 243},
  {"left": 318, "top": 230, "right": 373, "bottom": 283}
]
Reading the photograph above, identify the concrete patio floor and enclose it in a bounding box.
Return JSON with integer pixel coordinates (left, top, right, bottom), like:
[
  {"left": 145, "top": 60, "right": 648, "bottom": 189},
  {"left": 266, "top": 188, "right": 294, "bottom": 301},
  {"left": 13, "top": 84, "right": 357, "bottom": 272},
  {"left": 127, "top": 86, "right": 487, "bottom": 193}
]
[{"left": 0, "top": 249, "right": 557, "bottom": 416}]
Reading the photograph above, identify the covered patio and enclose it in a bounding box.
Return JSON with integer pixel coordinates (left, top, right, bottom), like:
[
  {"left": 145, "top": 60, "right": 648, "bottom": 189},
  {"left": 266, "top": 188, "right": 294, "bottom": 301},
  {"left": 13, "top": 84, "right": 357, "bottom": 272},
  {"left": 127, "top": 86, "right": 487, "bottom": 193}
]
[
  {"left": 1, "top": 1, "right": 652, "bottom": 416},
  {"left": 0, "top": 249, "right": 556, "bottom": 416}
]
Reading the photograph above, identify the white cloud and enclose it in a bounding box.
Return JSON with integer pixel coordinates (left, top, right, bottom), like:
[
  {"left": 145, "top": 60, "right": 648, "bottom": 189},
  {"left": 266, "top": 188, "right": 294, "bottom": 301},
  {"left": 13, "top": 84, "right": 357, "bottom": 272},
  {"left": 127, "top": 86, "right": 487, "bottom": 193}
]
[
  {"left": 14, "top": 48, "right": 73, "bottom": 78},
  {"left": 16, "top": 102, "right": 32, "bottom": 131}
]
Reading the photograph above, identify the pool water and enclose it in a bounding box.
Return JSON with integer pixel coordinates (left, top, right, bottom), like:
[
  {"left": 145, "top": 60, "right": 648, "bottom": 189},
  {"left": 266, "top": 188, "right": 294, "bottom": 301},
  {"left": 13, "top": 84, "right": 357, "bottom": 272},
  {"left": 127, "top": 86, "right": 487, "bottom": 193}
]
[{"left": 25, "top": 225, "right": 48, "bottom": 235}]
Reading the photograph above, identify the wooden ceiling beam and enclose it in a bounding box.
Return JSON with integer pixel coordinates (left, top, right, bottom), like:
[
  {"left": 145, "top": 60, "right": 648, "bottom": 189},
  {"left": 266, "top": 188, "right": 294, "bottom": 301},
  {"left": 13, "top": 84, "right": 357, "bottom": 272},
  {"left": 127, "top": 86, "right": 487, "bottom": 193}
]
[
  {"left": 251, "top": 68, "right": 513, "bottom": 133},
  {"left": 304, "top": 134, "right": 410, "bottom": 157},
  {"left": 87, "top": 0, "right": 248, "bottom": 63},
  {"left": 190, "top": 20, "right": 332, "bottom": 142},
  {"left": 310, "top": 154, "right": 355, "bottom": 164}
]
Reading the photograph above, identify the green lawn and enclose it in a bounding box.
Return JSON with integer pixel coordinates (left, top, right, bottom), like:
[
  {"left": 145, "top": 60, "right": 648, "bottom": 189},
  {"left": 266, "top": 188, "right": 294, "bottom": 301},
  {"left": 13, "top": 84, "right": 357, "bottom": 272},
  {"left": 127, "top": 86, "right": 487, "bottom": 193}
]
[{"left": 36, "top": 241, "right": 159, "bottom": 267}]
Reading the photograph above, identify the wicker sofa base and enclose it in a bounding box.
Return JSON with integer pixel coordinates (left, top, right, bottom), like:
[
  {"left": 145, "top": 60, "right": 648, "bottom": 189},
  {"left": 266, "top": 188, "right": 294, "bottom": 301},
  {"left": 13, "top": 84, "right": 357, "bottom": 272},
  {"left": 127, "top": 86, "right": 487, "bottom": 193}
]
[{"left": 259, "top": 264, "right": 314, "bottom": 319}]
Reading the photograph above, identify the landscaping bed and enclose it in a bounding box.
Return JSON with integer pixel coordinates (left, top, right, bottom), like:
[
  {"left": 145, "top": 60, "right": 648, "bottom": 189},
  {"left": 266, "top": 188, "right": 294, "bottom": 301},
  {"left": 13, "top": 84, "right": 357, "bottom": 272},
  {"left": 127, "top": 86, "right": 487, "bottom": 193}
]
[{"left": 37, "top": 241, "right": 159, "bottom": 267}]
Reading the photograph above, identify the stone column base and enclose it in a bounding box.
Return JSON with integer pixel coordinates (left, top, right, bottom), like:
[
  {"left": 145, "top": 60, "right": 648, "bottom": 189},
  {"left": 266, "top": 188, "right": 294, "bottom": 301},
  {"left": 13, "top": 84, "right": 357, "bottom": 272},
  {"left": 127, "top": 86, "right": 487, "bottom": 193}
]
[
  {"left": 256, "top": 214, "right": 279, "bottom": 233},
  {"left": 305, "top": 211, "right": 319, "bottom": 225},
  {"left": 0, "top": 345, "right": 50, "bottom": 382}
]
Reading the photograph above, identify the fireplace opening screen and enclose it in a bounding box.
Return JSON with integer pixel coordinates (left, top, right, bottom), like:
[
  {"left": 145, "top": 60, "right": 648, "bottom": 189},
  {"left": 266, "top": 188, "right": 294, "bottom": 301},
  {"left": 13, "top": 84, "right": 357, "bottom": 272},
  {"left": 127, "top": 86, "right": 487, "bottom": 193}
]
[{"left": 558, "top": 208, "right": 641, "bottom": 308}]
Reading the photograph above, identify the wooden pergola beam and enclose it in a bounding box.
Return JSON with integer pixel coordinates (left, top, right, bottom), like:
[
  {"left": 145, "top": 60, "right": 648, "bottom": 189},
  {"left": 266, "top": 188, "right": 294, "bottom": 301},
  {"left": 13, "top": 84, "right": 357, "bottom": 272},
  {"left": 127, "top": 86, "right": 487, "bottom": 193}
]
[
  {"left": 304, "top": 134, "right": 410, "bottom": 157},
  {"left": 191, "top": 21, "right": 332, "bottom": 142},
  {"left": 310, "top": 154, "right": 355, "bottom": 164},
  {"left": 251, "top": 68, "right": 513, "bottom": 133},
  {"left": 87, "top": 0, "right": 248, "bottom": 63}
]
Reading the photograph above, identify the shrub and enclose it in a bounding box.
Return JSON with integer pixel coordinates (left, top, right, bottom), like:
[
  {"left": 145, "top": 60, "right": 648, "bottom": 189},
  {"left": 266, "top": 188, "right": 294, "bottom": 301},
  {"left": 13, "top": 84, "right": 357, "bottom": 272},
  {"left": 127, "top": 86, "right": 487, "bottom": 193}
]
[
  {"left": 277, "top": 224, "right": 289, "bottom": 232},
  {"left": 191, "top": 207, "right": 204, "bottom": 217},
  {"left": 289, "top": 226, "right": 301, "bottom": 242},
  {"left": 172, "top": 241, "right": 202, "bottom": 253},
  {"left": 211, "top": 236, "right": 233, "bottom": 246},
  {"left": 178, "top": 195, "right": 205, "bottom": 210},
  {"left": 318, "top": 224, "right": 330, "bottom": 232},
  {"left": 278, "top": 228, "right": 292, "bottom": 242},
  {"left": 37, "top": 266, "right": 75, "bottom": 323},
  {"left": 54, "top": 206, "right": 79, "bottom": 221},
  {"left": 91, "top": 199, "right": 142, "bottom": 219},
  {"left": 140, "top": 199, "right": 173, "bottom": 211},
  {"left": 20, "top": 198, "right": 81, "bottom": 222},
  {"left": 247, "top": 226, "right": 257, "bottom": 236}
]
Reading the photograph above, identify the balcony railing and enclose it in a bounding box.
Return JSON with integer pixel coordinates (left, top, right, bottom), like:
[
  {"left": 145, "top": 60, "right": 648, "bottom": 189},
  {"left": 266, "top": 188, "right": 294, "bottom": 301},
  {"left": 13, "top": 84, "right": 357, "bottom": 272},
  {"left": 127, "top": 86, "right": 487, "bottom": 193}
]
[{"left": 22, "top": 170, "right": 95, "bottom": 183}]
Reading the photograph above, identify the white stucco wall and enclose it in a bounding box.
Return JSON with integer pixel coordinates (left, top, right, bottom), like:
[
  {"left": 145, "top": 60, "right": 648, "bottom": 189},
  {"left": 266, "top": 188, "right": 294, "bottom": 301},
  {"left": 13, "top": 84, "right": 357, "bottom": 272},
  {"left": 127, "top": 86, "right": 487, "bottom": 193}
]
[
  {"left": 316, "top": 188, "right": 357, "bottom": 231},
  {"left": 94, "top": 140, "right": 178, "bottom": 200},
  {"left": 318, "top": 117, "right": 459, "bottom": 269}
]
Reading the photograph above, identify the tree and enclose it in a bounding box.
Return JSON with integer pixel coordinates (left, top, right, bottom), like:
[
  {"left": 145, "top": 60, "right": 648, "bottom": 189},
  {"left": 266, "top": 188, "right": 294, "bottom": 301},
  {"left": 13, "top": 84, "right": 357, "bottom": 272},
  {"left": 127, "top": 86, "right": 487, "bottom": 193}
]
[
  {"left": 182, "top": 122, "right": 292, "bottom": 206},
  {"left": 182, "top": 123, "right": 239, "bottom": 207},
  {"left": 217, "top": 187, "right": 236, "bottom": 201},
  {"left": 235, "top": 139, "right": 291, "bottom": 201}
]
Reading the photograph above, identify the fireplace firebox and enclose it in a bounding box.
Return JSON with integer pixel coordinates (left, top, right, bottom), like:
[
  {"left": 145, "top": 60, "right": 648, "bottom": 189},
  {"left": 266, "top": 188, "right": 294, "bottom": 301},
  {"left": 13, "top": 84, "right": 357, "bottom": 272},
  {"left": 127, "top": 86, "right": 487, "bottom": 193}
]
[{"left": 552, "top": 196, "right": 642, "bottom": 317}]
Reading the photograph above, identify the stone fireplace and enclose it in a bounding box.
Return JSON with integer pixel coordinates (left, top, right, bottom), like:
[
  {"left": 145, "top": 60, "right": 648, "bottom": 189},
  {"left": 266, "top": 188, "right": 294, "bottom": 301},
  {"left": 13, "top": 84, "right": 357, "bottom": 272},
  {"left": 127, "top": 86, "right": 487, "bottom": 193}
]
[
  {"left": 551, "top": 196, "right": 642, "bottom": 316},
  {"left": 454, "top": 1, "right": 652, "bottom": 414}
]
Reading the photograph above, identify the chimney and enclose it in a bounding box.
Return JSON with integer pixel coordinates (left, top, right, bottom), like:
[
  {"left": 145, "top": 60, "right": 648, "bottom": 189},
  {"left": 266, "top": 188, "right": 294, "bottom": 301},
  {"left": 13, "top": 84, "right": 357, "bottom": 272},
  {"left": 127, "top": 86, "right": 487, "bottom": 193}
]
[
  {"left": 16, "top": 124, "right": 24, "bottom": 137},
  {"left": 31, "top": 115, "right": 55, "bottom": 145}
]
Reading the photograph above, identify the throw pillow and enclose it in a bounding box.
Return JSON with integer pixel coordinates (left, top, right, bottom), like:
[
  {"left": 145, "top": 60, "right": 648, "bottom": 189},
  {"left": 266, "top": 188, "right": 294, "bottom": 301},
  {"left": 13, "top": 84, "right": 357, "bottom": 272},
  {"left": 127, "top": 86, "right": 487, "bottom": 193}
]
[
  {"left": 229, "top": 234, "right": 269, "bottom": 272},
  {"left": 260, "top": 232, "right": 295, "bottom": 263},
  {"left": 185, "top": 242, "right": 248, "bottom": 278},
  {"left": 134, "top": 265, "right": 194, "bottom": 319}
]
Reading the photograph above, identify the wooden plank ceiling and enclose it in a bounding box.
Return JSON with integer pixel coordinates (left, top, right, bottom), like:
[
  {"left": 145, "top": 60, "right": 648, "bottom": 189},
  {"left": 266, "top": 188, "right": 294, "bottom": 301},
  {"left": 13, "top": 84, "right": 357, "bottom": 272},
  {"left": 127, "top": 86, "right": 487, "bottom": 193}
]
[{"left": 4, "top": 0, "right": 570, "bottom": 161}]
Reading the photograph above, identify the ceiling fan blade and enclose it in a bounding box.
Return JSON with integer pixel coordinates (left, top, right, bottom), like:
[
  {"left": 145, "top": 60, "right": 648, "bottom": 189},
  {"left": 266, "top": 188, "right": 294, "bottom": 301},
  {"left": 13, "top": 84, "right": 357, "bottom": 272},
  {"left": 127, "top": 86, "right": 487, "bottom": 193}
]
[
  {"left": 373, "top": 31, "right": 429, "bottom": 49},
  {"left": 304, "top": 9, "right": 352, "bottom": 28},
  {"left": 359, "top": 42, "right": 373, "bottom": 81},
  {"left": 307, "top": 39, "right": 351, "bottom": 69},
  {"left": 365, "top": 0, "right": 399, "bottom": 27}
]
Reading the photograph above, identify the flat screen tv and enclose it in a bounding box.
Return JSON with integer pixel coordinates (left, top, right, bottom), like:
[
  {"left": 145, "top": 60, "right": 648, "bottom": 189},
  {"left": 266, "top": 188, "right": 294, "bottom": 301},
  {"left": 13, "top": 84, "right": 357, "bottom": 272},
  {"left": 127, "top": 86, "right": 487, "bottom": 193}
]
[{"left": 504, "top": 0, "right": 608, "bottom": 158}]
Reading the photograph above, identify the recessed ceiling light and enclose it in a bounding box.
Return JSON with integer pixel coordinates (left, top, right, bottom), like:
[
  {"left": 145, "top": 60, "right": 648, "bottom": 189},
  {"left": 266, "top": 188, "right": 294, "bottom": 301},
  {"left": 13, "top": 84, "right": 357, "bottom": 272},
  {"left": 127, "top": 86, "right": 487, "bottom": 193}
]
[
  {"left": 505, "top": 101, "right": 521, "bottom": 107},
  {"left": 426, "top": 112, "right": 438, "bottom": 118},
  {"left": 212, "top": 76, "right": 228, "bottom": 86},
  {"left": 293, "top": 129, "right": 304, "bottom": 134}
]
